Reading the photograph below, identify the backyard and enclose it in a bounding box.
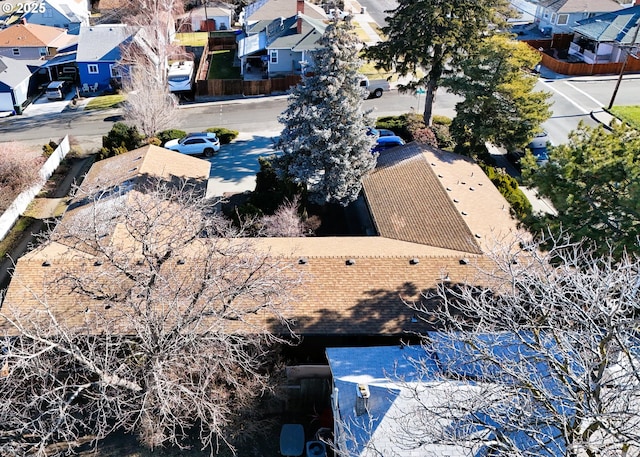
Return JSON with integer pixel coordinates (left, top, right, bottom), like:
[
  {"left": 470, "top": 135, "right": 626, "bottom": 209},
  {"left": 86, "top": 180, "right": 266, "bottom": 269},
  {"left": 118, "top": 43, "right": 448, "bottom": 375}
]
[{"left": 208, "top": 49, "right": 241, "bottom": 79}]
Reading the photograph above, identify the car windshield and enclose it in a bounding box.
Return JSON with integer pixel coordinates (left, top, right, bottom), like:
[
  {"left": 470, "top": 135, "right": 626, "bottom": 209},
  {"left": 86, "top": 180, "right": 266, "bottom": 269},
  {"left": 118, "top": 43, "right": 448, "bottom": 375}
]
[{"left": 530, "top": 147, "right": 549, "bottom": 160}]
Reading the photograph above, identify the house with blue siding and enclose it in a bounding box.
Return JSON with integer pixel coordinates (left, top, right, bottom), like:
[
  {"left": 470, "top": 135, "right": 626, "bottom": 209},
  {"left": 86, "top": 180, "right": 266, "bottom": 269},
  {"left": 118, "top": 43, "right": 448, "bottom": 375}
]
[
  {"left": 23, "top": 0, "right": 90, "bottom": 35},
  {"left": 76, "top": 24, "right": 134, "bottom": 92}
]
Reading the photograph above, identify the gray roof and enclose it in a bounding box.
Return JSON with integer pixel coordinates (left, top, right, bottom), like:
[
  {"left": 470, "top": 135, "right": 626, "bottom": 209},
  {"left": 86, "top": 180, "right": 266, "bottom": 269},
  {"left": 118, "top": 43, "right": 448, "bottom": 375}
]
[
  {"left": 537, "top": 0, "right": 623, "bottom": 14},
  {"left": 575, "top": 5, "right": 640, "bottom": 43},
  {"left": 0, "top": 55, "right": 37, "bottom": 88},
  {"left": 267, "top": 14, "right": 326, "bottom": 50},
  {"left": 76, "top": 24, "right": 133, "bottom": 62}
]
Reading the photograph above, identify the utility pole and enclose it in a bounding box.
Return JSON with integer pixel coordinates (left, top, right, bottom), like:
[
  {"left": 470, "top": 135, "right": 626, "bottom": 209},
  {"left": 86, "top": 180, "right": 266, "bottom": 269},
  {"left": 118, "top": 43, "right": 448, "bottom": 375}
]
[{"left": 607, "top": 16, "right": 640, "bottom": 110}]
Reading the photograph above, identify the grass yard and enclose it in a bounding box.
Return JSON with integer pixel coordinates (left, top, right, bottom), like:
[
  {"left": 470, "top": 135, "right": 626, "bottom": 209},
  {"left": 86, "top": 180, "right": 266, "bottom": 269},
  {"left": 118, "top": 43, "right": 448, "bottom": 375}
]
[
  {"left": 609, "top": 105, "right": 640, "bottom": 129},
  {"left": 208, "top": 50, "right": 241, "bottom": 79},
  {"left": 175, "top": 32, "right": 208, "bottom": 47},
  {"left": 85, "top": 94, "right": 126, "bottom": 110},
  {"left": 359, "top": 59, "right": 397, "bottom": 82}
]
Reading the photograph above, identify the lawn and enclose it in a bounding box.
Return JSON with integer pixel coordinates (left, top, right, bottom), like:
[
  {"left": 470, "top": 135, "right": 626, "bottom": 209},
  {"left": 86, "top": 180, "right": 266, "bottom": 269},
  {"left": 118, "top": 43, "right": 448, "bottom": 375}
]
[
  {"left": 208, "top": 50, "right": 241, "bottom": 79},
  {"left": 359, "top": 59, "right": 397, "bottom": 82},
  {"left": 85, "top": 94, "right": 126, "bottom": 110},
  {"left": 175, "top": 32, "right": 208, "bottom": 47},
  {"left": 609, "top": 105, "right": 640, "bottom": 129}
]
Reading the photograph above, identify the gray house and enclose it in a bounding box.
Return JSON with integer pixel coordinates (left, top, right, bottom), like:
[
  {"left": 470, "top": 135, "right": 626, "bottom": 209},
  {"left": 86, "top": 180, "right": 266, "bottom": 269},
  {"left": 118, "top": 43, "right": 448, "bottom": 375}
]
[
  {"left": 22, "top": 0, "right": 90, "bottom": 35},
  {"left": 0, "top": 56, "right": 39, "bottom": 112},
  {"left": 569, "top": 5, "right": 640, "bottom": 63},
  {"left": 529, "top": 0, "right": 634, "bottom": 35},
  {"left": 238, "top": 13, "right": 326, "bottom": 78}
]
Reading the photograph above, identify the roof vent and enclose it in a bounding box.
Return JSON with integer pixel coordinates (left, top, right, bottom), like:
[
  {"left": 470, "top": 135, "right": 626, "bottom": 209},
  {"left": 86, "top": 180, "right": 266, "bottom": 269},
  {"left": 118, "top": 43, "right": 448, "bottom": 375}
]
[
  {"left": 469, "top": 187, "right": 475, "bottom": 191},
  {"left": 461, "top": 211, "right": 468, "bottom": 216},
  {"left": 94, "top": 260, "right": 103, "bottom": 266},
  {"left": 453, "top": 198, "right": 459, "bottom": 203},
  {"left": 42, "top": 260, "right": 51, "bottom": 267},
  {"left": 357, "top": 383, "right": 370, "bottom": 399},
  {"left": 177, "top": 259, "right": 185, "bottom": 265},
  {"left": 475, "top": 233, "right": 482, "bottom": 238},
  {"left": 446, "top": 187, "right": 452, "bottom": 191},
  {"left": 346, "top": 259, "right": 356, "bottom": 266},
  {"left": 409, "top": 257, "right": 419, "bottom": 265},
  {"left": 460, "top": 258, "right": 469, "bottom": 265},
  {"left": 298, "top": 257, "right": 308, "bottom": 265}
]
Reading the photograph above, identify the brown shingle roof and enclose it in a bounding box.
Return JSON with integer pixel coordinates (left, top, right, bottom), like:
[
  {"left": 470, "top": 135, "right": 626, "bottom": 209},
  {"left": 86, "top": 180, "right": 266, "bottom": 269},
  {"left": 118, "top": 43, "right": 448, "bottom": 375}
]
[
  {"left": 0, "top": 23, "right": 67, "bottom": 47},
  {"left": 1, "top": 142, "right": 521, "bottom": 337}
]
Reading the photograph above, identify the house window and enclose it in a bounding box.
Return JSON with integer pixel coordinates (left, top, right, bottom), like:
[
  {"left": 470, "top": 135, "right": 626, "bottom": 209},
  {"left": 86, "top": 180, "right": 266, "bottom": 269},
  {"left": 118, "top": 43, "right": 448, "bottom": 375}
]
[
  {"left": 557, "top": 14, "right": 569, "bottom": 25},
  {"left": 12, "top": 48, "right": 20, "bottom": 56},
  {"left": 88, "top": 64, "right": 99, "bottom": 74},
  {"left": 551, "top": 13, "right": 557, "bottom": 23},
  {"left": 39, "top": 47, "right": 47, "bottom": 56},
  {"left": 270, "top": 50, "right": 278, "bottom": 64},
  {"left": 109, "top": 64, "right": 121, "bottom": 78}
]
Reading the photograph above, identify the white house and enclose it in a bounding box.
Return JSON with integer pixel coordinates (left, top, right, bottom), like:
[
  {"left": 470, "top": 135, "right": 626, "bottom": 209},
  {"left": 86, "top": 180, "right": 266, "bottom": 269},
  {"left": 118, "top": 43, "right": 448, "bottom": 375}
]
[
  {"left": 23, "top": 0, "right": 90, "bottom": 35},
  {"left": 528, "top": 0, "right": 634, "bottom": 35}
]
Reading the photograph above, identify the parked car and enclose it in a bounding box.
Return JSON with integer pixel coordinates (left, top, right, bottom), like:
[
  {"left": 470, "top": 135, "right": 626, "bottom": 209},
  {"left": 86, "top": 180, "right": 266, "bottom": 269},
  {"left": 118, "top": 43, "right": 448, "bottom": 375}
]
[
  {"left": 164, "top": 132, "right": 221, "bottom": 157},
  {"left": 359, "top": 76, "right": 391, "bottom": 98},
  {"left": 507, "top": 142, "right": 550, "bottom": 168},
  {"left": 45, "top": 80, "right": 72, "bottom": 100},
  {"left": 372, "top": 135, "right": 405, "bottom": 153},
  {"left": 366, "top": 127, "right": 397, "bottom": 137}
]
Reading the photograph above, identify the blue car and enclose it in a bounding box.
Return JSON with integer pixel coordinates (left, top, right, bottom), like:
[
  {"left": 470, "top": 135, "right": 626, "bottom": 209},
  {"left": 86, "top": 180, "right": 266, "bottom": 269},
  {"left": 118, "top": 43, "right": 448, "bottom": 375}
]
[{"left": 372, "top": 135, "right": 405, "bottom": 153}]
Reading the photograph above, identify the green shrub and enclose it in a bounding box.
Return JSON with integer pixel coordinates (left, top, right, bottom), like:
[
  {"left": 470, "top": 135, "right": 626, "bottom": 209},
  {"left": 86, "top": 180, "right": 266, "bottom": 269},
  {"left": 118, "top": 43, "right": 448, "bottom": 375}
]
[
  {"left": 99, "top": 122, "right": 144, "bottom": 161},
  {"left": 147, "top": 137, "right": 162, "bottom": 147},
  {"left": 156, "top": 129, "right": 187, "bottom": 146},
  {"left": 375, "top": 115, "right": 411, "bottom": 140},
  {"left": 206, "top": 127, "right": 239, "bottom": 145},
  {"left": 431, "top": 123, "right": 455, "bottom": 150},
  {"left": 480, "top": 164, "right": 531, "bottom": 220},
  {"left": 432, "top": 115, "right": 452, "bottom": 126},
  {"left": 42, "top": 140, "right": 58, "bottom": 157}
]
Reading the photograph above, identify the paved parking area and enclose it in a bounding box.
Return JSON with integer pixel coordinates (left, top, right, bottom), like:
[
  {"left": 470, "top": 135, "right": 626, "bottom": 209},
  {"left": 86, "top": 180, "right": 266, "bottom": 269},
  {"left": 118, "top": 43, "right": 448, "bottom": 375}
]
[
  {"left": 22, "top": 90, "right": 75, "bottom": 117},
  {"left": 205, "top": 131, "right": 280, "bottom": 198}
]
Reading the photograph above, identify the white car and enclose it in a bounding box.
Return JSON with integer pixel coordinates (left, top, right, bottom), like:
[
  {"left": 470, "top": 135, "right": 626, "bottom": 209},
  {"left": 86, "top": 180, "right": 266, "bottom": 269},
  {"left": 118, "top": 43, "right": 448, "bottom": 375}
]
[{"left": 164, "top": 132, "right": 221, "bottom": 157}]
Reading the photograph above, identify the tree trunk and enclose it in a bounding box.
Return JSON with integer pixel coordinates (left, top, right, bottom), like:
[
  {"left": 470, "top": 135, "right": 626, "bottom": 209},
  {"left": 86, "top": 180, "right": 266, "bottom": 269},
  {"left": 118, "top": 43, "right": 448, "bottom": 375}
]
[{"left": 423, "top": 77, "right": 438, "bottom": 126}]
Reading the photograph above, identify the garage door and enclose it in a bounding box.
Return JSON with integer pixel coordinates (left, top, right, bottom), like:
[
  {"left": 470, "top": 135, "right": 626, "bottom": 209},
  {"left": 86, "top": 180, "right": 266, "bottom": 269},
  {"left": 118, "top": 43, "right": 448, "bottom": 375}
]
[{"left": 0, "top": 92, "right": 14, "bottom": 112}]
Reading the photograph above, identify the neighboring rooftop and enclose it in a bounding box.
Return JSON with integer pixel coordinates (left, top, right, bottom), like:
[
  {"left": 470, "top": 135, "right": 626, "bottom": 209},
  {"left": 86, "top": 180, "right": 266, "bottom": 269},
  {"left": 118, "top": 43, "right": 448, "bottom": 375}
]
[
  {"left": 243, "top": 0, "right": 327, "bottom": 23},
  {"left": 537, "top": 0, "right": 626, "bottom": 14},
  {"left": 574, "top": 5, "right": 640, "bottom": 43},
  {"left": 0, "top": 22, "right": 75, "bottom": 48},
  {"left": 76, "top": 23, "right": 133, "bottom": 61}
]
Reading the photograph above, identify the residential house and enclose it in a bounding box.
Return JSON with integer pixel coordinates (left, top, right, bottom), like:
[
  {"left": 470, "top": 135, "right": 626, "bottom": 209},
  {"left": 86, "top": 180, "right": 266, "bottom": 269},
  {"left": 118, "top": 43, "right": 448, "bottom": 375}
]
[
  {"left": 0, "top": 55, "right": 40, "bottom": 111},
  {"left": 181, "top": 3, "right": 234, "bottom": 32},
  {"left": 0, "top": 21, "right": 76, "bottom": 60},
  {"left": 240, "top": 0, "right": 327, "bottom": 26},
  {"left": 75, "top": 23, "right": 133, "bottom": 91},
  {"left": 327, "top": 334, "right": 636, "bottom": 457},
  {"left": 22, "top": 0, "right": 90, "bottom": 35},
  {"left": 530, "top": 0, "right": 634, "bottom": 35},
  {"left": 569, "top": 5, "right": 640, "bottom": 63},
  {"left": 2, "top": 142, "right": 521, "bottom": 349},
  {"left": 239, "top": 13, "right": 326, "bottom": 77}
]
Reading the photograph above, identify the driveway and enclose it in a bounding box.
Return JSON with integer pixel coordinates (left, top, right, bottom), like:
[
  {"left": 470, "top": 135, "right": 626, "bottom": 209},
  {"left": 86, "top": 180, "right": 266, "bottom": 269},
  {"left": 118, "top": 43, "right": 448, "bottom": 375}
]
[
  {"left": 22, "top": 89, "right": 75, "bottom": 117},
  {"left": 205, "top": 131, "right": 280, "bottom": 198}
]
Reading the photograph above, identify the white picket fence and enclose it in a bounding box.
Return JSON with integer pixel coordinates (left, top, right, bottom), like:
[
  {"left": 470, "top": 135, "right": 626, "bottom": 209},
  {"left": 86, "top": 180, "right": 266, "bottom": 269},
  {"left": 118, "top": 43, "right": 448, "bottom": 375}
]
[{"left": 0, "top": 135, "right": 70, "bottom": 242}]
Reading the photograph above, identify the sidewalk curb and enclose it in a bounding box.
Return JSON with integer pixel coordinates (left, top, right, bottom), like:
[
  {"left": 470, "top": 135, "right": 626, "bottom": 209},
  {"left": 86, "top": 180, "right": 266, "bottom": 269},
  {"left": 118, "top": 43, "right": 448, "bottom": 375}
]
[{"left": 590, "top": 110, "right": 614, "bottom": 131}]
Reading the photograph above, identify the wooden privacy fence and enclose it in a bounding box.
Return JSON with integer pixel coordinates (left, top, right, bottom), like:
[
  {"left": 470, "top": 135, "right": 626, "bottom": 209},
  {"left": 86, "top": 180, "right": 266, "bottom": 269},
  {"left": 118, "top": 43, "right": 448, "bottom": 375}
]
[
  {"left": 197, "top": 75, "right": 302, "bottom": 97},
  {"left": 536, "top": 50, "right": 640, "bottom": 76}
]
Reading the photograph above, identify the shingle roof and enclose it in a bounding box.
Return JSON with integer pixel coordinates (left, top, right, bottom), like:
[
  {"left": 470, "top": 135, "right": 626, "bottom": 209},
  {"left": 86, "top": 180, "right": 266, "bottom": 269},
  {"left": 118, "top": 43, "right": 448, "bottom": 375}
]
[
  {"left": 0, "top": 23, "right": 68, "bottom": 47},
  {"left": 245, "top": 0, "right": 326, "bottom": 22},
  {"left": 537, "top": 0, "right": 622, "bottom": 14},
  {"left": 0, "top": 55, "right": 37, "bottom": 87},
  {"left": 574, "top": 5, "right": 640, "bottom": 43},
  {"left": 267, "top": 14, "right": 326, "bottom": 50},
  {"left": 1, "top": 143, "right": 520, "bottom": 337},
  {"left": 76, "top": 24, "right": 133, "bottom": 62}
]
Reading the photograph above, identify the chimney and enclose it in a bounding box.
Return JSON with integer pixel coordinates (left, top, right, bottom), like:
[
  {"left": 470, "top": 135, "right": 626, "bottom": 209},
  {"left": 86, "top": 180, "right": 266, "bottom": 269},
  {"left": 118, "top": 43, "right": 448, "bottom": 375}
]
[
  {"left": 20, "top": 18, "right": 27, "bottom": 25},
  {"left": 297, "top": 0, "right": 304, "bottom": 34}
]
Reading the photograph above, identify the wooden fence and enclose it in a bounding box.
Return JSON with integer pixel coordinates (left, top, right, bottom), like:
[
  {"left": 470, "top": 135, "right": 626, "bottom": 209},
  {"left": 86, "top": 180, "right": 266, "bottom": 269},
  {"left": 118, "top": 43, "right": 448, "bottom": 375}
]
[
  {"left": 536, "top": 50, "right": 640, "bottom": 76},
  {"left": 196, "top": 75, "right": 302, "bottom": 97}
]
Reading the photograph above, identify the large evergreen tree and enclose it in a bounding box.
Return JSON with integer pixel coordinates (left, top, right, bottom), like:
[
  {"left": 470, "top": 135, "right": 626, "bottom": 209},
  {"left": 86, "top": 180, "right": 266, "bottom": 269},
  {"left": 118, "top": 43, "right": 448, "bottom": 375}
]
[
  {"left": 527, "top": 122, "right": 640, "bottom": 259},
  {"left": 445, "top": 34, "right": 552, "bottom": 153},
  {"left": 365, "top": 0, "right": 512, "bottom": 125},
  {"left": 274, "top": 19, "right": 377, "bottom": 207}
]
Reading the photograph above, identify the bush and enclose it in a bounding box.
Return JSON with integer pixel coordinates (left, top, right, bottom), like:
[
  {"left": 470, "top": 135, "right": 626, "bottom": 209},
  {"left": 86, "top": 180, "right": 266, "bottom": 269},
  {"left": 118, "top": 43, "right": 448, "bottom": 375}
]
[
  {"left": 480, "top": 164, "right": 531, "bottom": 220},
  {"left": 206, "top": 127, "right": 239, "bottom": 145},
  {"left": 431, "top": 123, "right": 455, "bottom": 150},
  {"left": 412, "top": 127, "right": 438, "bottom": 147},
  {"left": 42, "top": 140, "right": 58, "bottom": 158},
  {"left": 147, "top": 137, "right": 162, "bottom": 147},
  {"left": 376, "top": 115, "right": 411, "bottom": 140},
  {"left": 99, "top": 122, "right": 144, "bottom": 161},
  {"left": 432, "top": 115, "right": 452, "bottom": 126},
  {"left": 156, "top": 129, "right": 187, "bottom": 146}
]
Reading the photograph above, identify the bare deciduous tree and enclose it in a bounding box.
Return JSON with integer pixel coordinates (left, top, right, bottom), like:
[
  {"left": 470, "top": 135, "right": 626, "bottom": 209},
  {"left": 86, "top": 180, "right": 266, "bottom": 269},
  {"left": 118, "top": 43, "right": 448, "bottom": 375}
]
[
  {"left": 259, "top": 196, "right": 305, "bottom": 237},
  {"left": 118, "top": 0, "right": 189, "bottom": 137},
  {"left": 0, "top": 179, "right": 303, "bottom": 456},
  {"left": 0, "top": 142, "right": 45, "bottom": 211},
  {"left": 330, "top": 236, "right": 640, "bottom": 457}
]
